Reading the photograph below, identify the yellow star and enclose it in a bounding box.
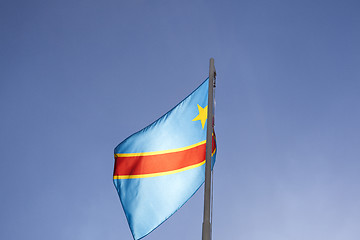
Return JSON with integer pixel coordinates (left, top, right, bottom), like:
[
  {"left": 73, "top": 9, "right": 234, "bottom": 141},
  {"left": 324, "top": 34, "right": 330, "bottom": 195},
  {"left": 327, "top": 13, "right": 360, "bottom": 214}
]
[{"left": 192, "top": 104, "right": 208, "bottom": 129}]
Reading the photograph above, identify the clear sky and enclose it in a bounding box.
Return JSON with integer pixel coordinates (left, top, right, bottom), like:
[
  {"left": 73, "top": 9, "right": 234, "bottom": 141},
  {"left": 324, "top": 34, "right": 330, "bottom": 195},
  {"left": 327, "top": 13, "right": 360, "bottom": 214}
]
[{"left": 1, "top": 0, "right": 360, "bottom": 239}]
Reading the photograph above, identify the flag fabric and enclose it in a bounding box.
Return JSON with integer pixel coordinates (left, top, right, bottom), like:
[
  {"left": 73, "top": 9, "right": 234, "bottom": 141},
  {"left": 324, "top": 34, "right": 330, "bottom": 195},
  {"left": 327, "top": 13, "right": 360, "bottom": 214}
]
[{"left": 113, "top": 78, "right": 217, "bottom": 240}]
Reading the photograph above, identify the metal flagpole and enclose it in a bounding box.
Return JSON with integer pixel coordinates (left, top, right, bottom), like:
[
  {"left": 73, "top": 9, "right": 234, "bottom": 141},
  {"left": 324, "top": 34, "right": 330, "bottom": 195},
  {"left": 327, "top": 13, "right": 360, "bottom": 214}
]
[{"left": 202, "top": 58, "right": 216, "bottom": 240}]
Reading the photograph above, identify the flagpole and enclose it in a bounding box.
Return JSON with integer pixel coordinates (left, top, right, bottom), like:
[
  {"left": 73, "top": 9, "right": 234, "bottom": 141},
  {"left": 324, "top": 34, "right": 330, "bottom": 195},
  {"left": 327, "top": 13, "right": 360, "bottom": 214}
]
[{"left": 202, "top": 58, "right": 215, "bottom": 240}]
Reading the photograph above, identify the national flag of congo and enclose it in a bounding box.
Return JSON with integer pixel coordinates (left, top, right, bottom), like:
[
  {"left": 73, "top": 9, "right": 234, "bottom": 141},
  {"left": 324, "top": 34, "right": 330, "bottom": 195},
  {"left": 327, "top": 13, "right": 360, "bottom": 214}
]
[{"left": 113, "top": 78, "right": 217, "bottom": 240}]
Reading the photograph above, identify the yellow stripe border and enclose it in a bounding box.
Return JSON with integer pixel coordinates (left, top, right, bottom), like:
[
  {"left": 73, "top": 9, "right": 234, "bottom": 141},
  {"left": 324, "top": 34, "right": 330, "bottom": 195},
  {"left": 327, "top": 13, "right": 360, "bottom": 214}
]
[{"left": 114, "top": 140, "right": 206, "bottom": 157}]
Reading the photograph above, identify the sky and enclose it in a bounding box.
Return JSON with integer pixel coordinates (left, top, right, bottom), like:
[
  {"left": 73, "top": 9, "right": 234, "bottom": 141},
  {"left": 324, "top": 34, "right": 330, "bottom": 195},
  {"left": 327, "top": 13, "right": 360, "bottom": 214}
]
[{"left": 1, "top": 0, "right": 360, "bottom": 239}]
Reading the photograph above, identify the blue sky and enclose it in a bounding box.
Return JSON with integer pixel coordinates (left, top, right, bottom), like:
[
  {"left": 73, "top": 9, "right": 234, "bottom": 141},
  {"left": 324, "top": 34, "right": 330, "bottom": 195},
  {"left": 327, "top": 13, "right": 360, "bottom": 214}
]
[{"left": 1, "top": 0, "right": 360, "bottom": 239}]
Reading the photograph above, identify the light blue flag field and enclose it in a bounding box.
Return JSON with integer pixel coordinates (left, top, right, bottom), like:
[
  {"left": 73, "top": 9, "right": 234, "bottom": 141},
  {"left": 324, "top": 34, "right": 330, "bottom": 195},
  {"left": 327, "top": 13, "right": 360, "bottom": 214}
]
[{"left": 113, "top": 78, "right": 217, "bottom": 240}]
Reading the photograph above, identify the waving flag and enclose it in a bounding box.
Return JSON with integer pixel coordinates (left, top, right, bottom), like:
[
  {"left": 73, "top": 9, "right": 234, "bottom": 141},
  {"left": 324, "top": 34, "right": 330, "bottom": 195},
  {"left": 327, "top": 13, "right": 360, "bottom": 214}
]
[{"left": 113, "top": 78, "right": 217, "bottom": 240}]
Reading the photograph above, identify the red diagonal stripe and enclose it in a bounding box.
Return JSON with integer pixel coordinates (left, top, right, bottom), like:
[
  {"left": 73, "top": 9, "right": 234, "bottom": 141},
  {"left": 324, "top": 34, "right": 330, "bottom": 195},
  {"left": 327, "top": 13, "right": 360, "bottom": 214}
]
[{"left": 114, "top": 143, "right": 206, "bottom": 176}]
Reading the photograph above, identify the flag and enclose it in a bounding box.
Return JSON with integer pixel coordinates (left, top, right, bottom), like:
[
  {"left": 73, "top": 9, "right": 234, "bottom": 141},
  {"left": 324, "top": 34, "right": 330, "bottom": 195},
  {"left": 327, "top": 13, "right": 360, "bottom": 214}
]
[{"left": 113, "top": 78, "right": 217, "bottom": 240}]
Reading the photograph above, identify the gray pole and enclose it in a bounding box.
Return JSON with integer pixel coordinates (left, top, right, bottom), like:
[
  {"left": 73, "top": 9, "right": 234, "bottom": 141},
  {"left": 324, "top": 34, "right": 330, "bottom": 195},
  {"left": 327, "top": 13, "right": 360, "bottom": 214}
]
[{"left": 202, "top": 58, "right": 215, "bottom": 240}]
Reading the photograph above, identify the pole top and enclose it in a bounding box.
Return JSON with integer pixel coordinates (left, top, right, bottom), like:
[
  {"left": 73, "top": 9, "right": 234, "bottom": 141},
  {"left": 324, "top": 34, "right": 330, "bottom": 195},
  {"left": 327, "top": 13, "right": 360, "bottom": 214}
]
[{"left": 209, "top": 58, "right": 216, "bottom": 86}]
